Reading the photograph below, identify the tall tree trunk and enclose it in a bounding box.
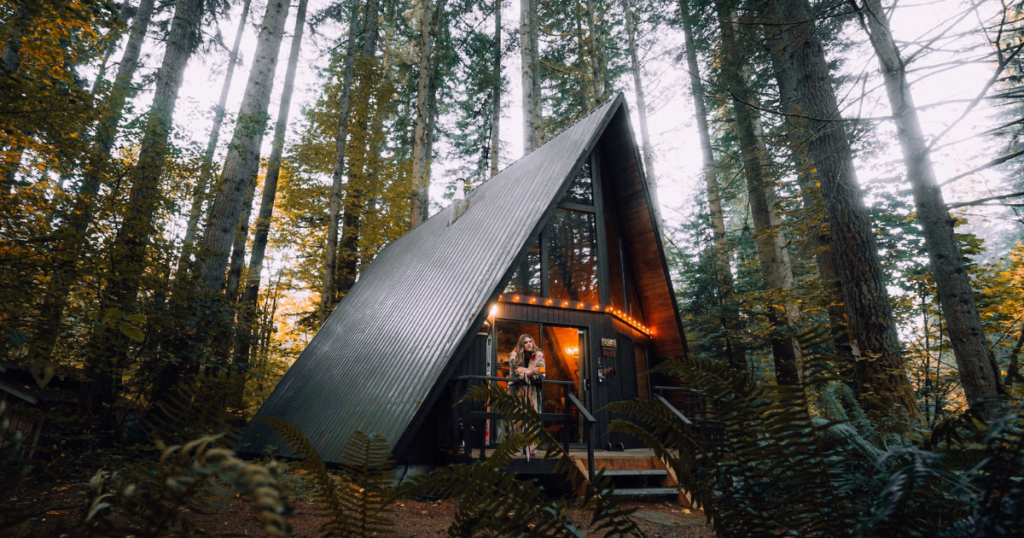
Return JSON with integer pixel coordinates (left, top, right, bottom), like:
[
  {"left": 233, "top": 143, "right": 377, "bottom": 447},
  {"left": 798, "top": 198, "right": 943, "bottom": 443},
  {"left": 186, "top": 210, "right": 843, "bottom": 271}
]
[
  {"left": 83, "top": 0, "right": 157, "bottom": 197},
  {"left": 680, "top": 0, "right": 746, "bottom": 375},
  {"left": 761, "top": 2, "right": 854, "bottom": 370},
  {"left": 334, "top": 0, "right": 380, "bottom": 300},
  {"left": 529, "top": 2, "right": 542, "bottom": 146},
  {"left": 29, "top": 0, "right": 158, "bottom": 365},
  {"left": 223, "top": 166, "right": 260, "bottom": 301},
  {"left": 148, "top": 0, "right": 291, "bottom": 401},
  {"left": 191, "top": 0, "right": 291, "bottom": 299},
  {"left": 715, "top": 0, "right": 800, "bottom": 385},
  {"left": 410, "top": 0, "right": 433, "bottom": 228},
  {"left": 771, "top": 0, "right": 920, "bottom": 423},
  {"left": 233, "top": 0, "right": 308, "bottom": 391},
  {"left": 176, "top": 0, "right": 253, "bottom": 280},
  {"left": 80, "top": 0, "right": 204, "bottom": 422},
  {"left": 623, "top": 0, "right": 659, "bottom": 218},
  {"left": 584, "top": 0, "right": 607, "bottom": 104},
  {"left": 489, "top": 0, "right": 501, "bottom": 177},
  {"left": 520, "top": 0, "right": 537, "bottom": 152},
  {"left": 853, "top": 0, "right": 1002, "bottom": 413},
  {"left": 320, "top": 1, "right": 360, "bottom": 323}
]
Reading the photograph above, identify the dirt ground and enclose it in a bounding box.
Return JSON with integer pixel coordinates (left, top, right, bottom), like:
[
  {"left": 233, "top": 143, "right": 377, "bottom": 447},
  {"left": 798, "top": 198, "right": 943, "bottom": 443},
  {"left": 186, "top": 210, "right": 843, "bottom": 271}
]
[
  {"left": 19, "top": 483, "right": 712, "bottom": 537},
  {"left": 208, "top": 496, "right": 713, "bottom": 538}
]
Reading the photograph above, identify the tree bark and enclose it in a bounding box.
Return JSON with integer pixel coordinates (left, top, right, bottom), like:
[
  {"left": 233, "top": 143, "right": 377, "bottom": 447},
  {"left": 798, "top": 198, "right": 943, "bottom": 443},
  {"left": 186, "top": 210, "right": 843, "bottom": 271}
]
[
  {"left": 489, "top": 0, "right": 501, "bottom": 177},
  {"left": 623, "top": 0, "right": 660, "bottom": 220},
  {"left": 28, "top": 0, "right": 158, "bottom": 365},
  {"left": 771, "top": 0, "right": 921, "bottom": 422},
  {"left": 191, "top": 0, "right": 291, "bottom": 300},
  {"left": 520, "top": 0, "right": 537, "bottom": 152},
  {"left": 715, "top": 0, "right": 800, "bottom": 385},
  {"left": 334, "top": 0, "right": 380, "bottom": 300},
  {"left": 81, "top": 0, "right": 204, "bottom": 421},
  {"left": 320, "top": 1, "right": 360, "bottom": 323},
  {"left": 410, "top": 0, "right": 433, "bottom": 228},
  {"left": 223, "top": 166, "right": 260, "bottom": 301},
  {"left": 760, "top": 2, "right": 854, "bottom": 370},
  {"left": 233, "top": 0, "right": 307, "bottom": 380},
  {"left": 176, "top": 0, "right": 253, "bottom": 280},
  {"left": 853, "top": 0, "right": 1001, "bottom": 414},
  {"left": 84, "top": 0, "right": 157, "bottom": 198},
  {"left": 680, "top": 0, "right": 746, "bottom": 375},
  {"left": 151, "top": 0, "right": 290, "bottom": 403}
]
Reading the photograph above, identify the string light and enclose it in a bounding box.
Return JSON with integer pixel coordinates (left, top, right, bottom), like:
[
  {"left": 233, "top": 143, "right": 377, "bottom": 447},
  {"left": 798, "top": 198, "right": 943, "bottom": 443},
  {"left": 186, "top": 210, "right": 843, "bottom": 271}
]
[{"left": 496, "top": 295, "right": 653, "bottom": 336}]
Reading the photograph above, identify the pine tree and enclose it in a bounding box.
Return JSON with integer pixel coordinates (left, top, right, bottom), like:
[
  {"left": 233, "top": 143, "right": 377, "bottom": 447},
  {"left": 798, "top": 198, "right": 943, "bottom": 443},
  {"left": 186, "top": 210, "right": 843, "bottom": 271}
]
[
  {"left": 232, "top": 0, "right": 310, "bottom": 400},
  {"left": 851, "top": 0, "right": 1003, "bottom": 414},
  {"left": 765, "top": 0, "right": 921, "bottom": 424}
]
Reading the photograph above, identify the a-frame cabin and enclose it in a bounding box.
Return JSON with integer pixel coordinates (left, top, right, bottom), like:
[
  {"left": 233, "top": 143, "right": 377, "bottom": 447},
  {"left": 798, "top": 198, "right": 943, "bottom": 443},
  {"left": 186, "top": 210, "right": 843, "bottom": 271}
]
[{"left": 240, "top": 95, "right": 688, "bottom": 470}]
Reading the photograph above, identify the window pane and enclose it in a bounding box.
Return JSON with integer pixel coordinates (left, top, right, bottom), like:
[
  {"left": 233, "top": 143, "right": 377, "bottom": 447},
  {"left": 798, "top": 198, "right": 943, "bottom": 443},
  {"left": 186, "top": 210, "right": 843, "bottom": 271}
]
[
  {"left": 541, "top": 325, "right": 583, "bottom": 442},
  {"left": 628, "top": 275, "right": 645, "bottom": 324},
  {"left": 503, "top": 235, "right": 541, "bottom": 297},
  {"left": 604, "top": 194, "right": 626, "bottom": 310},
  {"left": 546, "top": 209, "right": 599, "bottom": 303},
  {"left": 561, "top": 161, "right": 594, "bottom": 206}
]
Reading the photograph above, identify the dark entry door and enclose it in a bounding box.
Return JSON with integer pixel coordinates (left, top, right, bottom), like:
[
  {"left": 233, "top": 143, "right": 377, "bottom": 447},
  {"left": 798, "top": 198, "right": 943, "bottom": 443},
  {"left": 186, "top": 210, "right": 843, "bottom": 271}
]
[{"left": 607, "top": 336, "right": 640, "bottom": 448}]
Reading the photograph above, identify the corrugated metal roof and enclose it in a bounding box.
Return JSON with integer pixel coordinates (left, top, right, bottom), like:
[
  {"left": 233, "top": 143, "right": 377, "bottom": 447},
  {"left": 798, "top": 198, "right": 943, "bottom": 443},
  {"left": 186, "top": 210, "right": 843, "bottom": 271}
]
[{"left": 239, "top": 96, "right": 633, "bottom": 462}]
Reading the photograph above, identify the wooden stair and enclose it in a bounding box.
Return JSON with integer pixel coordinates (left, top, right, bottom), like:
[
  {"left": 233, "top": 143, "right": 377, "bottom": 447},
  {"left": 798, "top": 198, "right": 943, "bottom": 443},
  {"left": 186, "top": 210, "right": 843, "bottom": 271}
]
[{"left": 572, "top": 451, "right": 692, "bottom": 506}]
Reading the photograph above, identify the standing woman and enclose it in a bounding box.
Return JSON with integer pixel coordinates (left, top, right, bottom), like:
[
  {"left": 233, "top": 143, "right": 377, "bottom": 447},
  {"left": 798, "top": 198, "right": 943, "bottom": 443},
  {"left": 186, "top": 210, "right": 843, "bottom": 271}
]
[{"left": 509, "top": 334, "right": 546, "bottom": 415}]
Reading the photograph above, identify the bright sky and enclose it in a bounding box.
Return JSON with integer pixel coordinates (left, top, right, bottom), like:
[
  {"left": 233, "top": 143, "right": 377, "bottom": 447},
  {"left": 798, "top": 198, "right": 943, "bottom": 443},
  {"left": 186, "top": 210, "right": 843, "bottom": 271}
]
[{"left": 125, "top": 0, "right": 1017, "bottom": 271}]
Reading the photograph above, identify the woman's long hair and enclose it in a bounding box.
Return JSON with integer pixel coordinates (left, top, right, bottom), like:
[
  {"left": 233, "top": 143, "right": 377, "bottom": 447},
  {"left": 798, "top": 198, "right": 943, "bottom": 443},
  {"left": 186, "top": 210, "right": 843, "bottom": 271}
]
[{"left": 513, "top": 334, "right": 537, "bottom": 367}]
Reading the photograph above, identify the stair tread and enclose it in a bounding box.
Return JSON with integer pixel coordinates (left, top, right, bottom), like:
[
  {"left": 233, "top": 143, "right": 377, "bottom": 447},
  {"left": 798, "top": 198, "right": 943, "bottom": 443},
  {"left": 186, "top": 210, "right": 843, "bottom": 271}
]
[
  {"left": 610, "top": 487, "right": 679, "bottom": 496},
  {"left": 602, "top": 470, "right": 668, "bottom": 476}
]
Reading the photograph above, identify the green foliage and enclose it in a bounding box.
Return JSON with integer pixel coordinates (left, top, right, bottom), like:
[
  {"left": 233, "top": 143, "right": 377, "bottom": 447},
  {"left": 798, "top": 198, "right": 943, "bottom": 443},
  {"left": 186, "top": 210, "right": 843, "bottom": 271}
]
[
  {"left": 259, "top": 416, "right": 394, "bottom": 537},
  {"left": 609, "top": 329, "right": 1024, "bottom": 537},
  {"left": 403, "top": 384, "right": 645, "bottom": 538},
  {"left": 0, "top": 428, "right": 290, "bottom": 537}
]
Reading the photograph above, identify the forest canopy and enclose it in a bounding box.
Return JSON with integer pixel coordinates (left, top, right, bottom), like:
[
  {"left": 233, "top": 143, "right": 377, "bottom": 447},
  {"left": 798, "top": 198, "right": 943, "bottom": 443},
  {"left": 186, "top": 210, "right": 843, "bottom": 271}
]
[{"left": 1, "top": 0, "right": 1024, "bottom": 536}]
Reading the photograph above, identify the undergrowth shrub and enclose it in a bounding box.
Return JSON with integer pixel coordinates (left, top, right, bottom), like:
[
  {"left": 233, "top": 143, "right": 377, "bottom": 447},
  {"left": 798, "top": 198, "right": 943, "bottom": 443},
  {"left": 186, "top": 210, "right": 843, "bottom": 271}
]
[{"left": 608, "top": 328, "right": 1024, "bottom": 537}]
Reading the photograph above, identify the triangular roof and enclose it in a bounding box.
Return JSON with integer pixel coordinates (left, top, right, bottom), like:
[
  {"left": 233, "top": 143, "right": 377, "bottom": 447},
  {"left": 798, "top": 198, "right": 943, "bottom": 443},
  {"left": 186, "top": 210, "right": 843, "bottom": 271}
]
[{"left": 240, "top": 95, "right": 686, "bottom": 462}]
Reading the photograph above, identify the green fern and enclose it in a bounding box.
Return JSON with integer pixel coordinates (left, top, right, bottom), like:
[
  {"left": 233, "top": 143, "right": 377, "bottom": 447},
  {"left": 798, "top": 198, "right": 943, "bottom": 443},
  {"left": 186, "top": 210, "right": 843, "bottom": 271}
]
[
  {"left": 259, "top": 416, "right": 395, "bottom": 537},
  {"left": 72, "top": 435, "right": 290, "bottom": 537},
  {"left": 402, "top": 384, "right": 644, "bottom": 538},
  {"left": 142, "top": 370, "right": 240, "bottom": 447},
  {"left": 608, "top": 326, "right": 1024, "bottom": 537}
]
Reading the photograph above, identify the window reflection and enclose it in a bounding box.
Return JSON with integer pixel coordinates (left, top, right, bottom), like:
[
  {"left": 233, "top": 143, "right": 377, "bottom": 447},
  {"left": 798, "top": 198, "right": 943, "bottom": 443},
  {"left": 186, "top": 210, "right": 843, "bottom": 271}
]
[
  {"left": 546, "top": 209, "right": 599, "bottom": 303},
  {"left": 503, "top": 235, "right": 541, "bottom": 297},
  {"left": 561, "top": 161, "right": 594, "bottom": 206},
  {"left": 604, "top": 194, "right": 626, "bottom": 310}
]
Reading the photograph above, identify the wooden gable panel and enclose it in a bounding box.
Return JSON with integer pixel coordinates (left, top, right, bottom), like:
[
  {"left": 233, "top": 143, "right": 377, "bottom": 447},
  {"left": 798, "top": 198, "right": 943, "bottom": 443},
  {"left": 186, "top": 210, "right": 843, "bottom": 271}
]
[{"left": 597, "top": 108, "right": 688, "bottom": 361}]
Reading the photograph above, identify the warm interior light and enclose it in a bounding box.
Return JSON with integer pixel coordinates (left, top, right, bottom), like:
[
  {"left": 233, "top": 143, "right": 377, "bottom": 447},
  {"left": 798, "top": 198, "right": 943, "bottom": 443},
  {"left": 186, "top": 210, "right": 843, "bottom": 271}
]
[
  {"left": 565, "top": 346, "right": 579, "bottom": 357},
  {"left": 489, "top": 304, "right": 498, "bottom": 317}
]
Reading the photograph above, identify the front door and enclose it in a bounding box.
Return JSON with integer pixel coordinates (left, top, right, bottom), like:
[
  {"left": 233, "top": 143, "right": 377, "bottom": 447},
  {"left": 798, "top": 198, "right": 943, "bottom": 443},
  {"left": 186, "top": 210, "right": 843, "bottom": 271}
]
[{"left": 493, "top": 320, "right": 589, "bottom": 444}]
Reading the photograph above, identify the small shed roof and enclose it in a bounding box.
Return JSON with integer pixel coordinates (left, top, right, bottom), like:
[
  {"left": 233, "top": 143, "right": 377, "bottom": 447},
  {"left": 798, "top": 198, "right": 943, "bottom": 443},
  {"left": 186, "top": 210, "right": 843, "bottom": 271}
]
[{"left": 240, "top": 95, "right": 682, "bottom": 462}]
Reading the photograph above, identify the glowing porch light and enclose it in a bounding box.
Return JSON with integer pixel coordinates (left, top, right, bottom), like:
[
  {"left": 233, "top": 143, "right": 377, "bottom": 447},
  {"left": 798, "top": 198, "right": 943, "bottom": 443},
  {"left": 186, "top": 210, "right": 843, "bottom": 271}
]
[{"left": 489, "top": 304, "right": 498, "bottom": 317}]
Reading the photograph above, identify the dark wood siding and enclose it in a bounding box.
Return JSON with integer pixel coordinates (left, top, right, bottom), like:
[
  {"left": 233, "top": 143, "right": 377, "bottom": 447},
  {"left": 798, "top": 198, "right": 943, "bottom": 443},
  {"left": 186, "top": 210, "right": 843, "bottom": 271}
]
[{"left": 596, "top": 109, "right": 688, "bottom": 364}]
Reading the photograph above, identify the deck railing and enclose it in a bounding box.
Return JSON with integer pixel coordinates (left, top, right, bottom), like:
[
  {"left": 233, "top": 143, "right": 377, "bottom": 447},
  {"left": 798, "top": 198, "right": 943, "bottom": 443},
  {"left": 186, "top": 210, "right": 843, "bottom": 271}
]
[
  {"left": 456, "top": 375, "right": 597, "bottom": 480},
  {"left": 653, "top": 386, "right": 724, "bottom": 459}
]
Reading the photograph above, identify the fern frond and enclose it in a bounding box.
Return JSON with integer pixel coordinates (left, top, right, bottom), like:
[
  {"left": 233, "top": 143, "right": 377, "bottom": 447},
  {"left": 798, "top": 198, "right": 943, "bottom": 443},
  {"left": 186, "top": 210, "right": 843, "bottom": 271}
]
[
  {"left": 72, "top": 434, "right": 289, "bottom": 537},
  {"left": 259, "top": 416, "right": 350, "bottom": 536}
]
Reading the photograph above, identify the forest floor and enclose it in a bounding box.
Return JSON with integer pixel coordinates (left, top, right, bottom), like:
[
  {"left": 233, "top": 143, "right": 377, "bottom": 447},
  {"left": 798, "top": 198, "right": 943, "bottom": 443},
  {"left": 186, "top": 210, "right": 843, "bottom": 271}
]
[{"left": 15, "top": 478, "right": 713, "bottom": 537}]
